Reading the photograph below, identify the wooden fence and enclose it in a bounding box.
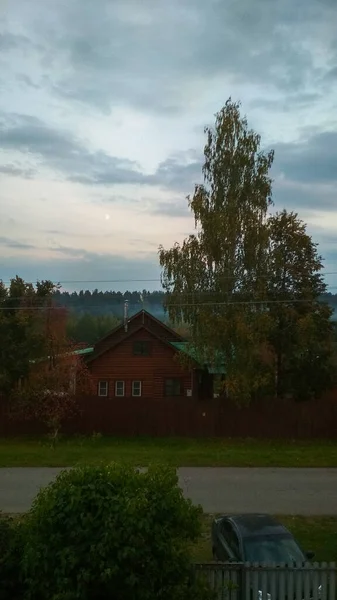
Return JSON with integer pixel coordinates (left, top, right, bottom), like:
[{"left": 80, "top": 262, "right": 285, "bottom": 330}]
[
  {"left": 194, "top": 561, "right": 337, "bottom": 600},
  {"left": 1, "top": 392, "right": 337, "bottom": 438}
]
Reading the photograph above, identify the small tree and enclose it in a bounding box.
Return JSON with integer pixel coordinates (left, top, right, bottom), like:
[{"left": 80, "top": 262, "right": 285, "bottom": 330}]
[
  {"left": 10, "top": 300, "right": 93, "bottom": 440},
  {"left": 266, "top": 210, "right": 335, "bottom": 399},
  {"left": 23, "top": 464, "right": 208, "bottom": 600},
  {"left": 0, "top": 277, "right": 57, "bottom": 395}
]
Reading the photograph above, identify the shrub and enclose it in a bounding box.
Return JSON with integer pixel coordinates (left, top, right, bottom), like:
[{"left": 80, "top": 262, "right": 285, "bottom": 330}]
[
  {"left": 23, "top": 464, "right": 208, "bottom": 600},
  {"left": 0, "top": 513, "right": 25, "bottom": 600}
]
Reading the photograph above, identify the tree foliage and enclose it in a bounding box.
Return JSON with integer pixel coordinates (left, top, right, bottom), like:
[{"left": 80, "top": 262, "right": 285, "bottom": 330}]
[
  {"left": 159, "top": 99, "right": 275, "bottom": 402},
  {"left": 23, "top": 464, "right": 208, "bottom": 600},
  {"left": 266, "top": 210, "right": 335, "bottom": 399},
  {"left": 159, "top": 99, "right": 334, "bottom": 403},
  {"left": 0, "top": 277, "right": 93, "bottom": 437},
  {"left": 66, "top": 312, "right": 121, "bottom": 345},
  {"left": 0, "top": 513, "right": 25, "bottom": 600},
  {"left": 0, "top": 277, "right": 57, "bottom": 395}
]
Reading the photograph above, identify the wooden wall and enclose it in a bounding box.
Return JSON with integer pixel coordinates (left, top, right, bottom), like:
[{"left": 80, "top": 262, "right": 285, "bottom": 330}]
[{"left": 2, "top": 393, "right": 337, "bottom": 439}]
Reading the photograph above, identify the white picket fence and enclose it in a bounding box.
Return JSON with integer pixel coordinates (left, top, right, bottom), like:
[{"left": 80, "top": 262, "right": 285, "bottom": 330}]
[{"left": 194, "top": 561, "right": 337, "bottom": 600}]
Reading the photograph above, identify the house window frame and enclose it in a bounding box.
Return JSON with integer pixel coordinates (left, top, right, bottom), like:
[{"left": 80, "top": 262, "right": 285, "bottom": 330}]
[
  {"left": 98, "top": 380, "right": 108, "bottom": 397},
  {"left": 164, "top": 378, "right": 182, "bottom": 397},
  {"left": 115, "top": 380, "right": 125, "bottom": 397},
  {"left": 132, "top": 380, "right": 142, "bottom": 397},
  {"left": 133, "top": 341, "right": 151, "bottom": 356}
]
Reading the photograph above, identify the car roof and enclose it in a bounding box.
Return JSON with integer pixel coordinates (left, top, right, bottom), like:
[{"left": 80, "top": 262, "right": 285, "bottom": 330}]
[{"left": 220, "top": 514, "right": 289, "bottom": 538}]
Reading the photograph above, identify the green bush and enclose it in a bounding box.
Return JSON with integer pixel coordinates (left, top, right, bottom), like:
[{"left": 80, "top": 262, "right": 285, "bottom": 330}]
[
  {"left": 0, "top": 513, "right": 25, "bottom": 600},
  {"left": 23, "top": 464, "right": 209, "bottom": 600}
]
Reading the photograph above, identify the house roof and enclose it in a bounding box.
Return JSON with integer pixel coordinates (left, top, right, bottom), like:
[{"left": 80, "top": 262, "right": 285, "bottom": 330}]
[
  {"left": 92, "top": 308, "right": 185, "bottom": 349},
  {"left": 73, "top": 347, "right": 94, "bottom": 356},
  {"left": 170, "top": 342, "right": 225, "bottom": 374},
  {"left": 30, "top": 346, "right": 94, "bottom": 364},
  {"left": 86, "top": 310, "right": 185, "bottom": 364}
]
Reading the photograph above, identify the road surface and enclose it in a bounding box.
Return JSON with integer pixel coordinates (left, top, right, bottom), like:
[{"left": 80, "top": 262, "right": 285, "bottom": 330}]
[{"left": 0, "top": 467, "right": 336, "bottom": 514}]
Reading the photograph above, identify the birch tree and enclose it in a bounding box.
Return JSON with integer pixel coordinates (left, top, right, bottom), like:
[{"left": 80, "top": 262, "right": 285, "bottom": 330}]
[{"left": 159, "top": 99, "right": 275, "bottom": 403}]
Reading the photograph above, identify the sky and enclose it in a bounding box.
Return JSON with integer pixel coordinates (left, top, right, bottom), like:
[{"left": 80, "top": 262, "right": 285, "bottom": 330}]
[{"left": 1, "top": 0, "right": 337, "bottom": 293}]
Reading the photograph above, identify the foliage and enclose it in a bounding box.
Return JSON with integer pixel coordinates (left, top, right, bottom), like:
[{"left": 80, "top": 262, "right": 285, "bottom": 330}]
[
  {"left": 0, "top": 277, "right": 57, "bottom": 395},
  {"left": 1, "top": 276, "right": 93, "bottom": 439},
  {"left": 159, "top": 98, "right": 275, "bottom": 403},
  {"left": 266, "top": 210, "right": 335, "bottom": 399},
  {"left": 0, "top": 513, "right": 25, "bottom": 600},
  {"left": 23, "top": 464, "right": 207, "bottom": 600},
  {"left": 159, "top": 99, "right": 335, "bottom": 403},
  {"left": 66, "top": 312, "right": 120, "bottom": 345},
  {"left": 54, "top": 288, "right": 166, "bottom": 318},
  {"left": 10, "top": 347, "right": 93, "bottom": 441}
]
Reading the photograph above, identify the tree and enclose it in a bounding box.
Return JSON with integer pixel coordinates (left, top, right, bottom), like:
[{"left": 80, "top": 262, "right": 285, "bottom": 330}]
[
  {"left": 23, "top": 464, "right": 209, "bottom": 600},
  {"left": 10, "top": 307, "right": 93, "bottom": 441},
  {"left": 0, "top": 276, "right": 93, "bottom": 439},
  {"left": 66, "top": 312, "right": 121, "bottom": 345},
  {"left": 159, "top": 99, "right": 275, "bottom": 403},
  {"left": 266, "top": 210, "right": 335, "bottom": 399},
  {"left": 0, "top": 277, "right": 57, "bottom": 395},
  {"left": 11, "top": 345, "right": 93, "bottom": 441}
]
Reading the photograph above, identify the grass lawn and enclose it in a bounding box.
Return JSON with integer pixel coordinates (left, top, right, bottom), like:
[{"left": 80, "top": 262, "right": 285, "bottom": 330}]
[
  {"left": 191, "top": 515, "right": 337, "bottom": 562},
  {"left": 0, "top": 436, "right": 337, "bottom": 468}
]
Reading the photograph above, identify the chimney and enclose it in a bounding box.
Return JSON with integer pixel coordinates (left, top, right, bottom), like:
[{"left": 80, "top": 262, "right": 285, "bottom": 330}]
[{"left": 124, "top": 299, "right": 129, "bottom": 332}]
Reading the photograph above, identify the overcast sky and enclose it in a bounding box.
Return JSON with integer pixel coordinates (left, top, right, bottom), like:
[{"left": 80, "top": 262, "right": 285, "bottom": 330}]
[{"left": 1, "top": 0, "right": 337, "bottom": 293}]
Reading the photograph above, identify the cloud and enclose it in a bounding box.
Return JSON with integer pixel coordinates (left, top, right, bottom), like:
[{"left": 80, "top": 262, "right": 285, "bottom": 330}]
[
  {"left": 2, "top": 108, "right": 337, "bottom": 218},
  {"left": 150, "top": 151, "right": 202, "bottom": 192},
  {"left": 150, "top": 201, "right": 190, "bottom": 218},
  {"left": 0, "top": 163, "right": 36, "bottom": 178},
  {"left": 16, "top": 74, "right": 40, "bottom": 90},
  {"left": 0, "top": 32, "right": 33, "bottom": 52},
  {"left": 0, "top": 236, "right": 36, "bottom": 250},
  {"left": 0, "top": 112, "right": 202, "bottom": 192},
  {"left": 2, "top": 0, "right": 336, "bottom": 116},
  {"left": 0, "top": 112, "right": 145, "bottom": 185},
  {"left": 274, "top": 132, "right": 337, "bottom": 184},
  {"left": 0, "top": 250, "right": 161, "bottom": 293}
]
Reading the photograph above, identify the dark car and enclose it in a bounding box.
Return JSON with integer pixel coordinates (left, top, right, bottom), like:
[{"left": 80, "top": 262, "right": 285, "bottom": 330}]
[
  {"left": 211, "top": 514, "right": 320, "bottom": 599},
  {"left": 211, "top": 514, "right": 313, "bottom": 564}
]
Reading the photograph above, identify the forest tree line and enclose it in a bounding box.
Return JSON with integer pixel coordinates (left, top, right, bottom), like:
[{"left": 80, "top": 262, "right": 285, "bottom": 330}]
[{"left": 54, "top": 288, "right": 337, "bottom": 318}]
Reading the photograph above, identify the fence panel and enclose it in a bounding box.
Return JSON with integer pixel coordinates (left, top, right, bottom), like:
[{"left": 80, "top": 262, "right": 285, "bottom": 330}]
[{"left": 194, "top": 561, "right": 337, "bottom": 600}]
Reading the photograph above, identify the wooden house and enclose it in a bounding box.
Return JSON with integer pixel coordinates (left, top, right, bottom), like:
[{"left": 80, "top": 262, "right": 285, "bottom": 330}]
[{"left": 84, "top": 309, "right": 214, "bottom": 400}]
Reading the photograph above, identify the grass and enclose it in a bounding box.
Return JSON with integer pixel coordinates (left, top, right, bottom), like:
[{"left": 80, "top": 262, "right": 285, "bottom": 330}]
[
  {"left": 191, "top": 515, "right": 337, "bottom": 562},
  {"left": 0, "top": 436, "right": 337, "bottom": 468}
]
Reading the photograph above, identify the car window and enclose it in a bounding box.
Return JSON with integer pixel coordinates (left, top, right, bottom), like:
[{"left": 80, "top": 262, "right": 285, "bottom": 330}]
[
  {"left": 220, "top": 522, "right": 240, "bottom": 558},
  {"left": 244, "top": 534, "right": 305, "bottom": 563}
]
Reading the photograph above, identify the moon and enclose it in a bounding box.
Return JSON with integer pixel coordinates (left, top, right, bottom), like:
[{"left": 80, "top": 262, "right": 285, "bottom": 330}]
[{"left": 105, "top": 214, "right": 110, "bottom": 220}]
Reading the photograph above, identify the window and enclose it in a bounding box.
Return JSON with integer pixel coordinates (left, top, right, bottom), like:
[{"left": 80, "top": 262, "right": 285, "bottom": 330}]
[
  {"left": 220, "top": 522, "right": 240, "bottom": 559},
  {"left": 164, "top": 378, "right": 182, "bottom": 397},
  {"left": 98, "top": 381, "right": 108, "bottom": 397},
  {"left": 132, "top": 381, "right": 142, "bottom": 397},
  {"left": 115, "top": 381, "right": 125, "bottom": 397},
  {"left": 243, "top": 535, "right": 305, "bottom": 564},
  {"left": 133, "top": 341, "right": 150, "bottom": 356}
]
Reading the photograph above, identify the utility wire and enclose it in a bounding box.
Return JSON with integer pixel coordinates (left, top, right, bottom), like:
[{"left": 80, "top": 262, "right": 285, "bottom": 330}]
[
  {"left": 2, "top": 273, "right": 337, "bottom": 285},
  {"left": 3, "top": 288, "right": 337, "bottom": 302},
  {"left": 0, "top": 298, "right": 330, "bottom": 310}
]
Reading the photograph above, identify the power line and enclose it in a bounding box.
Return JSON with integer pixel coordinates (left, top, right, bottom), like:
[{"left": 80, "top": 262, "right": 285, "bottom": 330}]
[
  {"left": 0, "top": 278, "right": 162, "bottom": 285},
  {"left": 4, "top": 288, "right": 337, "bottom": 303},
  {"left": 0, "top": 298, "right": 330, "bottom": 311},
  {"left": 1, "top": 272, "right": 337, "bottom": 285}
]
